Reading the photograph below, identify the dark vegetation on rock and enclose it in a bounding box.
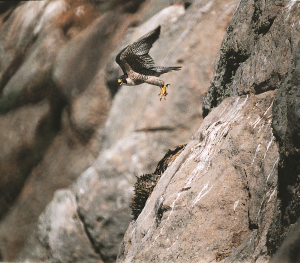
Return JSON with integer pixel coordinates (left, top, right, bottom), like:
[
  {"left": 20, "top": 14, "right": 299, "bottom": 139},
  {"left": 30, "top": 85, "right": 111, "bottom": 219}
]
[{"left": 130, "top": 145, "right": 186, "bottom": 220}]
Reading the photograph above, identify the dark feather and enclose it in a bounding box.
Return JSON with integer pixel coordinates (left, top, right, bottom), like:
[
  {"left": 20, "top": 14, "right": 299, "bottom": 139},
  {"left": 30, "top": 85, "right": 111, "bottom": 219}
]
[
  {"left": 149, "top": 66, "right": 182, "bottom": 73},
  {"left": 115, "top": 26, "right": 161, "bottom": 74},
  {"left": 131, "top": 26, "right": 161, "bottom": 56},
  {"left": 116, "top": 46, "right": 127, "bottom": 74}
]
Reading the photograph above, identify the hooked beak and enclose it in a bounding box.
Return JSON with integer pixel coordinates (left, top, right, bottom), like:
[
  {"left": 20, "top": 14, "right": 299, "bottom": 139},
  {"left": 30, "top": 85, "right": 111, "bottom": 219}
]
[{"left": 118, "top": 79, "right": 123, "bottom": 85}]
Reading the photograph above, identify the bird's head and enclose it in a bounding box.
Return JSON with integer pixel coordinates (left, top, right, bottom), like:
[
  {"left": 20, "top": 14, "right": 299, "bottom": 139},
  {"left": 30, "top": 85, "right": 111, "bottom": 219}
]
[{"left": 118, "top": 75, "right": 127, "bottom": 85}]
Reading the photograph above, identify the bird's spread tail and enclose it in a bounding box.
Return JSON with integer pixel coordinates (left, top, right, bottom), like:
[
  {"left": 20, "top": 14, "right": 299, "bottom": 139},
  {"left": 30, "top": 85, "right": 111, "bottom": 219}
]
[{"left": 150, "top": 66, "right": 181, "bottom": 74}]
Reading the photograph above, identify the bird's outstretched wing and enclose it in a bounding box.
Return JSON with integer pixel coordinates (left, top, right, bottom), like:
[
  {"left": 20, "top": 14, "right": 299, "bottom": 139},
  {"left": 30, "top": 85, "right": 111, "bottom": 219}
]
[{"left": 116, "top": 26, "right": 161, "bottom": 74}]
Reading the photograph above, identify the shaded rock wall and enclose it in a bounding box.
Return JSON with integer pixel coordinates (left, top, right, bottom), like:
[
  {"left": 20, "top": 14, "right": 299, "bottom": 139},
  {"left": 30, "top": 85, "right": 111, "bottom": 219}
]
[
  {"left": 268, "top": 16, "right": 300, "bottom": 257},
  {"left": 203, "top": 0, "right": 289, "bottom": 116}
]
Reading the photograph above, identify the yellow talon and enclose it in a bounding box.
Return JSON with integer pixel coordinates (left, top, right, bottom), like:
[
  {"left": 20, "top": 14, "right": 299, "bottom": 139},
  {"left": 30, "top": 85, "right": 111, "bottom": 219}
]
[{"left": 158, "top": 84, "right": 170, "bottom": 100}]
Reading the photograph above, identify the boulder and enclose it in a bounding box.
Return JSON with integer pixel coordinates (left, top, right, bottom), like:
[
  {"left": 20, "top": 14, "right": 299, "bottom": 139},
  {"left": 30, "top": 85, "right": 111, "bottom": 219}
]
[{"left": 18, "top": 189, "right": 103, "bottom": 263}]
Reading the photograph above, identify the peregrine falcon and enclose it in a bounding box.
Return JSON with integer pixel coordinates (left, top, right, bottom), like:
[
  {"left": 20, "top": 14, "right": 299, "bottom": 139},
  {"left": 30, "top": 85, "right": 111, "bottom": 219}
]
[{"left": 116, "top": 26, "right": 181, "bottom": 100}]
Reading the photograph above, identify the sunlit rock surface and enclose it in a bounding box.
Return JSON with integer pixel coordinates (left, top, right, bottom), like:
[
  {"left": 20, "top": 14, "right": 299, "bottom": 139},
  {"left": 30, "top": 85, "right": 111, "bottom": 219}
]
[
  {"left": 118, "top": 91, "right": 278, "bottom": 262},
  {"left": 202, "top": 0, "right": 300, "bottom": 261}
]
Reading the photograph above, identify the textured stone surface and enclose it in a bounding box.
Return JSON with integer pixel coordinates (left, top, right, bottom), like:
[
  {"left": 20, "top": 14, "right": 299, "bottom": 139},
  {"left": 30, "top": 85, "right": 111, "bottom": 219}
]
[
  {"left": 267, "top": 12, "right": 300, "bottom": 255},
  {"left": 118, "top": 91, "right": 278, "bottom": 262},
  {"left": 202, "top": 0, "right": 292, "bottom": 117},
  {"left": 18, "top": 189, "right": 103, "bottom": 263},
  {"left": 270, "top": 219, "right": 300, "bottom": 263},
  {"left": 201, "top": 1, "right": 300, "bottom": 257}
]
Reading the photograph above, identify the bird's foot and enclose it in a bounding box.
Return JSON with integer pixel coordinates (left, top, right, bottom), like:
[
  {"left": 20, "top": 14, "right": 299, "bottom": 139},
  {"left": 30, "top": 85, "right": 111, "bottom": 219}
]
[{"left": 159, "top": 84, "right": 170, "bottom": 100}]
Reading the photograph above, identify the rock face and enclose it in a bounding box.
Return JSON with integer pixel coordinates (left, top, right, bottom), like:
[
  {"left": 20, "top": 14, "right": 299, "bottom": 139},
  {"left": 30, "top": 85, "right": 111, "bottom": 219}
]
[
  {"left": 202, "top": 0, "right": 287, "bottom": 116},
  {"left": 118, "top": 91, "right": 278, "bottom": 262},
  {"left": 20, "top": 189, "right": 103, "bottom": 263},
  {"left": 202, "top": 0, "right": 300, "bottom": 260},
  {"left": 0, "top": 0, "right": 237, "bottom": 262},
  {"left": 119, "top": 0, "right": 300, "bottom": 262},
  {"left": 6, "top": 0, "right": 300, "bottom": 262}
]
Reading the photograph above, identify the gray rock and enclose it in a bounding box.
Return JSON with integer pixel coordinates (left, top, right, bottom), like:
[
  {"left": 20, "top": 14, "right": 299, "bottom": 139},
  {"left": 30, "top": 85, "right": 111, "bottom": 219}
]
[
  {"left": 200, "top": 0, "right": 300, "bottom": 256},
  {"left": 270, "top": 219, "right": 300, "bottom": 263},
  {"left": 53, "top": 13, "right": 113, "bottom": 101},
  {"left": 201, "top": 1, "right": 300, "bottom": 256},
  {"left": 11, "top": 0, "right": 238, "bottom": 262},
  {"left": 267, "top": 20, "right": 300, "bottom": 256},
  {"left": 0, "top": 1, "right": 111, "bottom": 261},
  {"left": 2, "top": 28, "right": 65, "bottom": 98},
  {"left": 203, "top": 0, "right": 290, "bottom": 117},
  {"left": 0, "top": 1, "right": 67, "bottom": 92},
  {"left": 0, "top": 101, "right": 51, "bottom": 218}
]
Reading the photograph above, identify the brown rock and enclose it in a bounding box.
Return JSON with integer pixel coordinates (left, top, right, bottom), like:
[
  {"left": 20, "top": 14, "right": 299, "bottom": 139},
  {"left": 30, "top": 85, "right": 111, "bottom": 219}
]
[
  {"left": 0, "top": 101, "right": 50, "bottom": 218},
  {"left": 18, "top": 189, "right": 103, "bottom": 263},
  {"left": 0, "top": 1, "right": 68, "bottom": 92},
  {"left": 0, "top": 0, "right": 238, "bottom": 262},
  {"left": 202, "top": 0, "right": 300, "bottom": 257},
  {"left": 0, "top": 1, "right": 132, "bottom": 261},
  {"left": 118, "top": 90, "right": 278, "bottom": 262}
]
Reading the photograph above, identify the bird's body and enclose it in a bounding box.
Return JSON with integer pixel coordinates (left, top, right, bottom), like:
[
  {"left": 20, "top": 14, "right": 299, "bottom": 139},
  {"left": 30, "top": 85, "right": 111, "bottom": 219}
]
[{"left": 116, "top": 26, "right": 181, "bottom": 100}]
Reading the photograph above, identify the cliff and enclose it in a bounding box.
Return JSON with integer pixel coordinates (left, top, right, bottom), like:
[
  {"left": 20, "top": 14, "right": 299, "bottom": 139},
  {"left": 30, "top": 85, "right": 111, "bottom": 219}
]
[
  {"left": 118, "top": 0, "right": 300, "bottom": 262},
  {"left": 0, "top": 0, "right": 236, "bottom": 262},
  {"left": 0, "top": 0, "right": 299, "bottom": 262}
]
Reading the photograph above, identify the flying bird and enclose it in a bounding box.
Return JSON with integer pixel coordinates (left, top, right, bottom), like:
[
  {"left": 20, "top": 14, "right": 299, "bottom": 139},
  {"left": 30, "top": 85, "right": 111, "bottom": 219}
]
[{"left": 116, "top": 26, "right": 181, "bottom": 100}]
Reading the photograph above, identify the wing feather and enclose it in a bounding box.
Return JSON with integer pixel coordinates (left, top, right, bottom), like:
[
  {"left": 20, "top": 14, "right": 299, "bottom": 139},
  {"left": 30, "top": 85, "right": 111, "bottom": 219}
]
[
  {"left": 131, "top": 26, "right": 160, "bottom": 56},
  {"left": 115, "top": 26, "right": 161, "bottom": 74}
]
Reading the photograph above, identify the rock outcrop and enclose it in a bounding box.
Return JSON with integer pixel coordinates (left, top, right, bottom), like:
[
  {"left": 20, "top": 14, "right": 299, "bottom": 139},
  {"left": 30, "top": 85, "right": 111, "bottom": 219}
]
[
  {"left": 4, "top": 0, "right": 300, "bottom": 262},
  {"left": 202, "top": 0, "right": 300, "bottom": 260},
  {"left": 0, "top": 0, "right": 237, "bottom": 262},
  {"left": 118, "top": 90, "right": 278, "bottom": 262},
  {"left": 119, "top": 0, "right": 300, "bottom": 262}
]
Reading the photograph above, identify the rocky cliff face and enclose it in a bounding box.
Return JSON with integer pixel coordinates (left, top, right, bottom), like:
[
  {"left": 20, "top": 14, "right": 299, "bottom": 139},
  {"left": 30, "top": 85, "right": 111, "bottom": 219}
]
[
  {"left": 0, "top": 0, "right": 236, "bottom": 262},
  {"left": 203, "top": 0, "right": 300, "bottom": 261},
  {"left": 1, "top": 0, "right": 298, "bottom": 262},
  {"left": 0, "top": 1, "right": 135, "bottom": 261},
  {"left": 119, "top": 0, "right": 300, "bottom": 262},
  {"left": 119, "top": 90, "right": 278, "bottom": 262}
]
